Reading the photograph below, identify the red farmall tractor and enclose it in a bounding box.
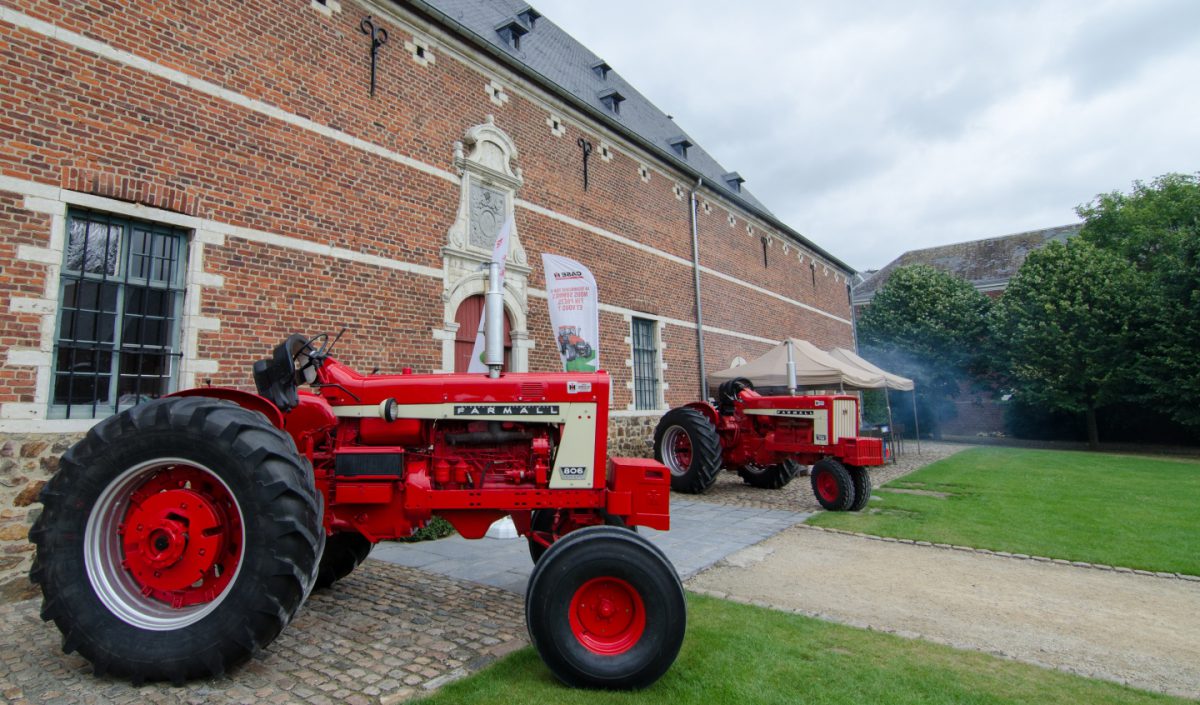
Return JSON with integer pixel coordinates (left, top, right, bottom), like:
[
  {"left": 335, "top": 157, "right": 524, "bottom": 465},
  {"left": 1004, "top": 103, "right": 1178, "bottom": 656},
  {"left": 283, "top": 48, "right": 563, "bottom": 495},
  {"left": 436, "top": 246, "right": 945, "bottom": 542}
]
[
  {"left": 30, "top": 310, "right": 685, "bottom": 687},
  {"left": 654, "top": 378, "right": 885, "bottom": 511}
]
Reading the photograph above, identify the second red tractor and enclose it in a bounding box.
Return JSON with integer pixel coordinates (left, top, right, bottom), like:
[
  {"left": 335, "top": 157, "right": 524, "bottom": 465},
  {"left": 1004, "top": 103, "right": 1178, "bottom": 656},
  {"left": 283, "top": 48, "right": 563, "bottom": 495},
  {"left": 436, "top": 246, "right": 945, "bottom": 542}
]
[{"left": 654, "top": 378, "right": 884, "bottom": 511}]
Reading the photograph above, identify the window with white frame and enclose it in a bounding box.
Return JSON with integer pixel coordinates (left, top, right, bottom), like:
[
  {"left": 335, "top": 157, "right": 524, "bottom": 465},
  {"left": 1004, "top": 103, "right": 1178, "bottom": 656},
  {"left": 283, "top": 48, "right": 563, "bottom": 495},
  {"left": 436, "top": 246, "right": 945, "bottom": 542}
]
[
  {"left": 52, "top": 210, "right": 189, "bottom": 419},
  {"left": 631, "top": 317, "right": 661, "bottom": 410}
]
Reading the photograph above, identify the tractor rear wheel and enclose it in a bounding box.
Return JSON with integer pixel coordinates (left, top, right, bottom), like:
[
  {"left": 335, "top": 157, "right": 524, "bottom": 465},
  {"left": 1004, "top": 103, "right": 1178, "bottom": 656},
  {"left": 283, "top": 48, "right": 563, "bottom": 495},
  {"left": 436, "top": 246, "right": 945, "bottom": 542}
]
[
  {"left": 29, "top": 396, "right": 323, "bottom": 683},
  {"left": 525, "top": 526, "right": 685, "bottom": 689},
  {"left": 811, "top": 458, "right": 856, "bottom": 511},
  {"left": 653, "top": 408, "right": 722, "bottom": 494},
  {"left": 847, "top": 466, "right": 873, "bottom": 512},
  {"left": 315, "top": 532, "right": 373, "bottom": 589},
  {"left": 737, "top": 459, "right": 801, "bottom": 489}
]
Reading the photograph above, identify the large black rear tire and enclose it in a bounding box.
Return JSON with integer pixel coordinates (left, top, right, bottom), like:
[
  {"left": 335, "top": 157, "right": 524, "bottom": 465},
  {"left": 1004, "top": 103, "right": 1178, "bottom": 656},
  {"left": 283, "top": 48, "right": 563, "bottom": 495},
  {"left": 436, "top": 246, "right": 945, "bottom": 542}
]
[
  {"left": 525, "top": 526, "right": 685, "bottom": 689},
  {"left": 653, "top": 407, "right": 722, "bottom": 494},
  {"left": 315, "top": 532, "right": 373, "bottom": 589},
  {"left": 811, "top": 458, "right": 856, "bottom": 511},
  {"left": 29, "top": 396, "right": 323, "bottom": 683},
  {"left": 847, "top": 466, "right": 873, "bottom": 512},
  {"left": 737, "top": 458, "right": 800, "bottom": 490}
]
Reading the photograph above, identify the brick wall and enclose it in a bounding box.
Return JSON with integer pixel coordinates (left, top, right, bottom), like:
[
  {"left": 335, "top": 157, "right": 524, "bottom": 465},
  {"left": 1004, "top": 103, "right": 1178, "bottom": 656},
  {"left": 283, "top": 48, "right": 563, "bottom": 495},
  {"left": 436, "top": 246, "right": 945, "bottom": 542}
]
[{"left": 0, "top": 0, "right": 857, "bottom": 590}]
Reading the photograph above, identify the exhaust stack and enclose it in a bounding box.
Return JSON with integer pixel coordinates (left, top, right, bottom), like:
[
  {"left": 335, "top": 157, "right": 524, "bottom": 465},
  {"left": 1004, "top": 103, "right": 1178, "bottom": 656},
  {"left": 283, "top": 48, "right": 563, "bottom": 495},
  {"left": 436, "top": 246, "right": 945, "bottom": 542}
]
[
  {"left": 485, "top": 261, "right": 504, "bottom": 378},
  {"left": 786, "top": 339, "right": 797, "bottom": 395}
]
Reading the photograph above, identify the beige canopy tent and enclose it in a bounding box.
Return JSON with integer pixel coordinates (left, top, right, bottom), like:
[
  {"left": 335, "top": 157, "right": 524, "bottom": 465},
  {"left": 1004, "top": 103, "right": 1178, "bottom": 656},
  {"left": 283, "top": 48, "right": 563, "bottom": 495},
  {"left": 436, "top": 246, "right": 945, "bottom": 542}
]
[
  {"left": 709, "top": 339, "right": 883, "bottom": 389},
  {"left": 709, "top": 339, "right": 920, "bottom": 455},
  {"left": 829, "top": 348, "right": 914, "bottom": 391}
]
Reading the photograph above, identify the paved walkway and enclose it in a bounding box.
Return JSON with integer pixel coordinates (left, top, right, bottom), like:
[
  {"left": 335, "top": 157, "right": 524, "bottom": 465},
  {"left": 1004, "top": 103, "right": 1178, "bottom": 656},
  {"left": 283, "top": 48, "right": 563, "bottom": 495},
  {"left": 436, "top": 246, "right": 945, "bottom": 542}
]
[
  {"left": 372, "top": 499, "right": 810, "bottom": 593},
  {"left": 0, "top": 560, "right": 527, "bottom": 705},
  {"left": 688, "top": 526, "right": 1200, "bottom": 700}
]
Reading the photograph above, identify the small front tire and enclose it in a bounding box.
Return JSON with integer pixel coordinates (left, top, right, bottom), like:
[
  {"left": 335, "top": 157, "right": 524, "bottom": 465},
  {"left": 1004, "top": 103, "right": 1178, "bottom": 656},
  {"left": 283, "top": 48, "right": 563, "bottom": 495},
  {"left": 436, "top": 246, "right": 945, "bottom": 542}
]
[
  {"left": 846, "top": 466, "right": 873, "bottom": 512},
  {"left": 736, "top": 459, "right": 800, "bottom": 489},
  {"left": 525, "top": 526, "right": 685, "bottom": 689},
  {"left": 315, "top": 532, "right": 373, "bottom": 589},
  {"left": 811, "top": 458, "right": 856, "bottom": 511}
]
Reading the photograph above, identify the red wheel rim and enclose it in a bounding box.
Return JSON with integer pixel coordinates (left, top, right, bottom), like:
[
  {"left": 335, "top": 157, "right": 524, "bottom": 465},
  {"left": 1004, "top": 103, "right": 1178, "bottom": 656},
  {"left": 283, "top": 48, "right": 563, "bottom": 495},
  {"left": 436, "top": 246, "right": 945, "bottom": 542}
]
[
  {"left": 816, "top": 470, "right": 839, "bottom": 503},
  {"left": 118, "top": 465, "right": 243, "bottom": 608},
  {"left": 670, "top": 431, "right": 692, "bottom": 468},
  {"left": 568, "top": 577, "right": 646, "bottom": 655}
]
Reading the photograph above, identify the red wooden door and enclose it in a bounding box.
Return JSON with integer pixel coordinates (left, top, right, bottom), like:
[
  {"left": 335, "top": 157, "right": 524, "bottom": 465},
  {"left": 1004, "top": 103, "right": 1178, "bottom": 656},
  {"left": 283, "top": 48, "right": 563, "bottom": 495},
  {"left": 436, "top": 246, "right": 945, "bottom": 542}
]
[{"left": 453, "top": 295, "right": 512, "bottom": 372}]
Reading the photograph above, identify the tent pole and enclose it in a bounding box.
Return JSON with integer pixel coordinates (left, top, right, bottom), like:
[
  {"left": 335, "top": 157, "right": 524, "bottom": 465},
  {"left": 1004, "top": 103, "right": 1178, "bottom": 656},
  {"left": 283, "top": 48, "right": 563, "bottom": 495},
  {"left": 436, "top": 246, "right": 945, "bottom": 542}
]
[
  {"left": 884, "top": 389, "right": 896, "bottom": 463},
  {"left": 912, "top": 390, "right": 922, "bottom": 455}
]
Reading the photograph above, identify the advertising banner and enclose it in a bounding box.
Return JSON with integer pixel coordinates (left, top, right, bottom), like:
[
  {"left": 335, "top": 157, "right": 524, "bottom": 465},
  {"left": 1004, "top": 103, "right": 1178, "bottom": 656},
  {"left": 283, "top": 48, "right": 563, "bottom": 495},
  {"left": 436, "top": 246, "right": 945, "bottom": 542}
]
[
  {"left": 542, "top": 254, "right": 599, "bottom": 372},
  {"left": 467, "top": 216, "right": 513, "bottom": 372}
]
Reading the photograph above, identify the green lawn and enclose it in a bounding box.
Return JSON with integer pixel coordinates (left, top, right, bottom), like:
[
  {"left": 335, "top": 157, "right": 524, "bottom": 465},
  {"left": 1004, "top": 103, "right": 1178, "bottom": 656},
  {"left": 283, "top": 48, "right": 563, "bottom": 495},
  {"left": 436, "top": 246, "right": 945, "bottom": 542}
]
[
  {"left": 413, "top": 594, "right": 1183, "bottom": 705},
  {"left": 810, "top": 447, "right": 1200, "bottom": 575}
]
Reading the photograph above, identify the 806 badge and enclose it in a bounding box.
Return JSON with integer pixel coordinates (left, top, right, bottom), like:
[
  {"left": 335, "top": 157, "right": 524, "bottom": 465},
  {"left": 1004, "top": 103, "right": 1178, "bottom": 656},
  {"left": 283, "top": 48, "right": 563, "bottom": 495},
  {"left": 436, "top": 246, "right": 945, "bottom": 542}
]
[{"left": 559, "top": 466, "right": 588, "bottom": 477}]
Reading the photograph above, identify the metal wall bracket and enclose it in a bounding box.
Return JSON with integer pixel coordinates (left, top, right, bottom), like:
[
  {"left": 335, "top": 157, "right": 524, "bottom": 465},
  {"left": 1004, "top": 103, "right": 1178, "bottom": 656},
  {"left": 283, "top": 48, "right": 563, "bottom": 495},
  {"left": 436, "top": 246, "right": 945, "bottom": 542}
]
[{"left": 360, "top": 16, "right": 389, "bottom": 97}]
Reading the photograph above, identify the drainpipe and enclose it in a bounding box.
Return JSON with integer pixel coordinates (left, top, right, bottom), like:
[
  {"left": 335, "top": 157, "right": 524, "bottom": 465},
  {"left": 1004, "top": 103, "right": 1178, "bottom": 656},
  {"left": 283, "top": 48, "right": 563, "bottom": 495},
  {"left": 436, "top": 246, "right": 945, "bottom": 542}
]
[{"left": 689, "top": 178, "right": 709, "bottom": 400}]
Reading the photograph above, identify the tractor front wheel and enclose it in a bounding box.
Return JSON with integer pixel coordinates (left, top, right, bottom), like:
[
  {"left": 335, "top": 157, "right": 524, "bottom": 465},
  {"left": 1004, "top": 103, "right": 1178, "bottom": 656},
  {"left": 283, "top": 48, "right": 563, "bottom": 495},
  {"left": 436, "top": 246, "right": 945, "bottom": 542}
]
[
  {"left": 525, "top": 526, "right": 685, "bottom": 689},
  {"left": 653, "top": 408, "right": 722, "bottom": 494},
  {"left": 29, "top": 396, "right": 323, "bottom": 683},
  {"left": 315, "top": 532, "right": 373, "bottom": 589},
  {"left": 736, "top": 458, "right": 801, "bottom": 490},
  {"left": 527, "top": 510, "right": 637, "bottom": 564},
  {"left": 846, "top": 465, "right": 873, "bottom": 511},
  {"left": 811, "top": 458, "right": 856, "bottom": 511}
]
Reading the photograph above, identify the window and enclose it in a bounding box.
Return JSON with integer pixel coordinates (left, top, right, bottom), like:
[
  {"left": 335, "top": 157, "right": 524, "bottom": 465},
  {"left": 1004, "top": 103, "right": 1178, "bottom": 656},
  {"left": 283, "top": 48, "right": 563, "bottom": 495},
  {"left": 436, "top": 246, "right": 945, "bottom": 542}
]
[
  {"left": 631, "top": 317, "right": 660, "bottom": 410},
  {"left": 723, "top": 171, "right": 745, "bottom": 193},
  {"left": 668, "top": 137, "right": 692, "bottom": 159},
  {"left": 591, "top": 60, "right": 612, "bottom": 80},
  {"left": 52, "top": 210, "right": 188, "bottom": 419},
  {"left": 517, "top": 7, "right": 541, "bottom": 29},
  {"left": 598, "top": 88, "right": 625, "bottom": 115},
  {"left": 496, "top": 19, "right": 529, "bottom": 50}
]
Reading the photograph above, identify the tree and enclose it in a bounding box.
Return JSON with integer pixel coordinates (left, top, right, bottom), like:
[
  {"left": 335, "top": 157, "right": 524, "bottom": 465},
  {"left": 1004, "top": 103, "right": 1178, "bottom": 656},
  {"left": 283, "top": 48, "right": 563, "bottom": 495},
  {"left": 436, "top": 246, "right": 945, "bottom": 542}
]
[
  {"left": 993, "top": 239, "right": 1143, "bottom": 448},
  {"left": 1077, "top": 173, "right": 1200, "bottom": 428},
  {"left": 857, "top": 264, "right": 993, "bottom": 435}
]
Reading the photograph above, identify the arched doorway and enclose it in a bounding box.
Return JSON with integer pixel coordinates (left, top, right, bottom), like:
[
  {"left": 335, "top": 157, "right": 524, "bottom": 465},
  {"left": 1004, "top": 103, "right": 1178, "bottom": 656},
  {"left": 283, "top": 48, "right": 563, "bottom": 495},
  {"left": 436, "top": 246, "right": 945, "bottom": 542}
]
[{"left": 453, "top": 295, "right": 512, "bottom": 372}]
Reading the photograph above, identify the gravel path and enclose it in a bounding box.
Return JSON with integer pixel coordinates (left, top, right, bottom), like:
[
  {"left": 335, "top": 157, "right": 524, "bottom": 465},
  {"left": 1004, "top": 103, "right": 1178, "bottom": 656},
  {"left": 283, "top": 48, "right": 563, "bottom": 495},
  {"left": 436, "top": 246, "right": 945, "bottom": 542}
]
[
  {"left": 688, "top": 527, "right": 1200, "bottom": 699},
  {"left": 691, "top": 441, "right": 971, "bottom": 511}
]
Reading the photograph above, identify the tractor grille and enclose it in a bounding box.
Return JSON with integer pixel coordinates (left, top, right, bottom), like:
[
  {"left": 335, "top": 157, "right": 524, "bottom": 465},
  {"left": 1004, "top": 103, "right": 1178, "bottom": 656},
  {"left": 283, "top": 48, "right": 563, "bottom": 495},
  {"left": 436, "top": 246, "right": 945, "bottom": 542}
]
[
  {"left": 520, "top": 382, "right": 546, "bottom": 400},
  {"left": 334, "top": 452, "right": 404, "bottom": 477}
]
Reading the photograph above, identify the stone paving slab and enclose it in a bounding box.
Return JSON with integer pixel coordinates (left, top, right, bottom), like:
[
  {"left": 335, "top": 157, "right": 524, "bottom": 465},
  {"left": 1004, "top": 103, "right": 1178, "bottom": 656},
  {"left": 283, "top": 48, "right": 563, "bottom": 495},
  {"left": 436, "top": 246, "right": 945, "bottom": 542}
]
[
  {"left": 372, "top": 498, "right": 810, "bottom": 593},
  {"left": 0, "top": 560, "right": 526, "bottom": 705}
]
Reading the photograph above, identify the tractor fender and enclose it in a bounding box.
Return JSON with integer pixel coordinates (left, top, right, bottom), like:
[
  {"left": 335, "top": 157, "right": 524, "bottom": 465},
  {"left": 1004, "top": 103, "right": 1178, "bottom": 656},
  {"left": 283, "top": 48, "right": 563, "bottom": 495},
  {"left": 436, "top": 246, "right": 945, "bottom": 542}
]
[
  {"left": 681, "top": 401, "right": 719, "bottom": 427},
  {"left": 170, "top": 387, "right": 285, "bottom": 429}
]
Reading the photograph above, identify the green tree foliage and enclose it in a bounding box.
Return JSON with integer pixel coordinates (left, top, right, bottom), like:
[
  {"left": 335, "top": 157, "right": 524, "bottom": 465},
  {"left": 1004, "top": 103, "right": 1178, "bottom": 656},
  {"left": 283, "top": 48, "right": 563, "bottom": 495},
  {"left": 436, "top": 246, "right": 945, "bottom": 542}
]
[
  {"left": 1077, "top": 173, "right": 1200, "bottom": 427},
  {"left": 993, "top": 240, "right": 1143, "bottom": 447},
  {"left": 857, "top": 265, "right": 992, "bottom": 434}
]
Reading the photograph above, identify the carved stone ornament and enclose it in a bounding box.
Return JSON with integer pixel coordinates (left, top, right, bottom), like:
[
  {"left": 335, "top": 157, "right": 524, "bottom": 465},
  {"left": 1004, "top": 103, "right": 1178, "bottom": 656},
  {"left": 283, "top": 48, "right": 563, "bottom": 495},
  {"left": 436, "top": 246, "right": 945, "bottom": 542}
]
[{"left": 437, "top": 117, "right": 533, "bottom": 372}]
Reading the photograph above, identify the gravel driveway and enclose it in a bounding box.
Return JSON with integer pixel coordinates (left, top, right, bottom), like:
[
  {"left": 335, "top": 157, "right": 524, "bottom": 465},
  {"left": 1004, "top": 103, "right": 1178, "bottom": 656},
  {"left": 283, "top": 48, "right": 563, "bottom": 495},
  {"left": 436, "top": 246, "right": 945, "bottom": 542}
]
[{"left": 688, "top": 527, "right": 1200, "bottom": 699}]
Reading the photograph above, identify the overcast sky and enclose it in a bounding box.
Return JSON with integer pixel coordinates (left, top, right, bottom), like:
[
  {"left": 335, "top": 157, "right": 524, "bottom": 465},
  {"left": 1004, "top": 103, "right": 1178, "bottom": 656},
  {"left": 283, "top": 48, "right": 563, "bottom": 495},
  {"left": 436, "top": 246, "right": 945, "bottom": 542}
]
[{"left": 532, "top": 0, "right": 1200, "bottom": 271}]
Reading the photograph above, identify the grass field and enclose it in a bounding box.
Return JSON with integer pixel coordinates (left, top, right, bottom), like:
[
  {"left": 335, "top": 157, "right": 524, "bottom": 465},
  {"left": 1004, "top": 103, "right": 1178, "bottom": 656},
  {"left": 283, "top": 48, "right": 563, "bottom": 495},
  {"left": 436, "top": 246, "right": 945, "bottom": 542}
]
[
  {"left": 412, "top": 593, "right": 1184, "bottom": 705},
  {"left": 809, "top": 447, "right": 1200, "bottom": 575}
]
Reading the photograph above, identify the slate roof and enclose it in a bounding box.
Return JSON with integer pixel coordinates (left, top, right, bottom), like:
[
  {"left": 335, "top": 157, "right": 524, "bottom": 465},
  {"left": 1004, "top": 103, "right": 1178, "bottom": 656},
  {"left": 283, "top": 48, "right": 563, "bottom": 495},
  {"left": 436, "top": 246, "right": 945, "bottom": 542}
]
[
  {"left": 851, "top": 224, "right": 1082, "bottom": 303},
  {"left": 404, "top": 0, "right": 853, "bottom": 271}
]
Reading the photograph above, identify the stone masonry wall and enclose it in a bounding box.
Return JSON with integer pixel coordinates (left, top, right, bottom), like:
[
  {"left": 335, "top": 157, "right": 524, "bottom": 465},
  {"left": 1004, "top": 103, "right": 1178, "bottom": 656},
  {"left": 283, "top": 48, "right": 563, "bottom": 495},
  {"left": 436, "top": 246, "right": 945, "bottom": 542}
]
[
  {"left": 606, "top": 414, "right": 663, "bottom": 460},
  {"left": 0, "top": 433, "right": 81, "bottom": 601}
]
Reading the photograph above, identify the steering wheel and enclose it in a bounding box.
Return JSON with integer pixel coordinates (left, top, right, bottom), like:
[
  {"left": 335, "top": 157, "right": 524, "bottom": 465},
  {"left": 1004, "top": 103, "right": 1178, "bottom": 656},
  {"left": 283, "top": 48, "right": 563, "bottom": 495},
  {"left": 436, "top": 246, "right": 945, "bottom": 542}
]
[{"left": 287, "top": 333, "right": 329, "bottom": 385}]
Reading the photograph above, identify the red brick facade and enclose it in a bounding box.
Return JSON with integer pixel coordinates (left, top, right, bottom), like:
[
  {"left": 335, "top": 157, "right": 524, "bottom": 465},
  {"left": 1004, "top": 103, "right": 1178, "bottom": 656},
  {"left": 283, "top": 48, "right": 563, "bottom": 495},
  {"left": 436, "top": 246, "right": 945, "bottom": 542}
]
[{"left": 0, "top": 0, "right": 855, "bottom": 420}]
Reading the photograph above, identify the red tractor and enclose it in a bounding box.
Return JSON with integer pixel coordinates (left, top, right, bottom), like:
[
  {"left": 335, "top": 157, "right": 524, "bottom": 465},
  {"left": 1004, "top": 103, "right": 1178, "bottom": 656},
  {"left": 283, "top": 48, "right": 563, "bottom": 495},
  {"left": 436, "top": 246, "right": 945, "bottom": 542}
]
[
  {"left": 29, "top": 331, "right": 685, "bottom": 689},
  {"left": 653, "top": 378, "right": 884, "bottom": 511}
]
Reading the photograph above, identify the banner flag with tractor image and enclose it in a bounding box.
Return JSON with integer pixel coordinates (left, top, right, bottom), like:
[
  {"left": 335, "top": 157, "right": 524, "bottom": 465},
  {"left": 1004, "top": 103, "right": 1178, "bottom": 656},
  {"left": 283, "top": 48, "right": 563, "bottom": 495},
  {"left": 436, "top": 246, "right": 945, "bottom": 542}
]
[
  {"left": 542, "top": 254, "right": 599, "bottom": 372},
  {"left": 467, "top": 216, "right": 514, "bottom": 373}
]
